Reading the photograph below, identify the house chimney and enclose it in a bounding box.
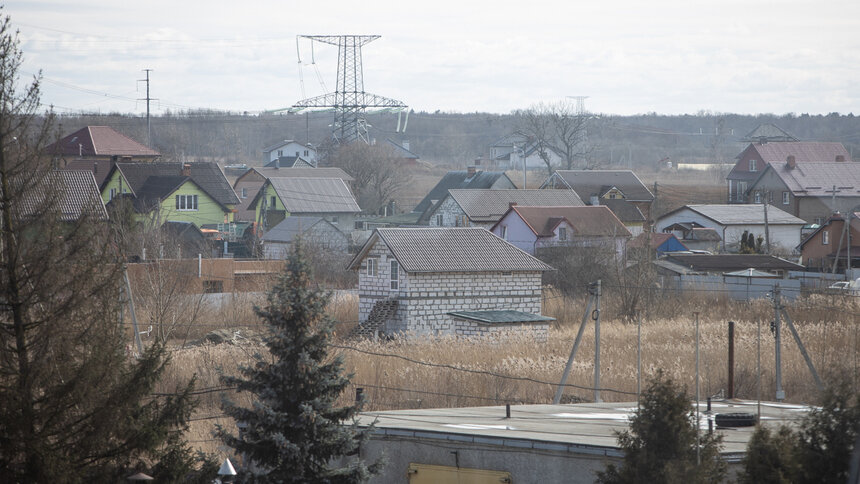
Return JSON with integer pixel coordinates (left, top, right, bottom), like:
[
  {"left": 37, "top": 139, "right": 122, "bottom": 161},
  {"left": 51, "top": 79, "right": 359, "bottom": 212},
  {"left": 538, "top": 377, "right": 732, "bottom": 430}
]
[
  {"left": 509, "top": 202, "right": 517, "bottom": 208},
  {"left": 836, "top": 155, "right": 845, "bottom": 162},
  {"left": 78, "top": 143, "right": 82, "bottom": 157},
  {"left": 275, "top": 157, "right": 280, "bottom": 169},
  {"left": 182, "top": 163, "right": 191, "bottom": 177},
  {"left": 467, "top": 166, "right": 477, "bottom": 177},
  {"left": 93, "top": 161, "right": 98, "bottom": 175},
  {"left": 786, "top": 155, "right": 796, "bottom": 169}
]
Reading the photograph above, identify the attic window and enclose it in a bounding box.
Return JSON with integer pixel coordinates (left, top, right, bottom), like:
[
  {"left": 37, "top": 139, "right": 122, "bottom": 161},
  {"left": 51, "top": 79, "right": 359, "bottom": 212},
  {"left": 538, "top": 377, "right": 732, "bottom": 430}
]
[
  {"left": 822, "top": 231, "right": 830, "bottom": 245},
  {"left": 749, "top": 159, "right": 757, "bottom": 172}
]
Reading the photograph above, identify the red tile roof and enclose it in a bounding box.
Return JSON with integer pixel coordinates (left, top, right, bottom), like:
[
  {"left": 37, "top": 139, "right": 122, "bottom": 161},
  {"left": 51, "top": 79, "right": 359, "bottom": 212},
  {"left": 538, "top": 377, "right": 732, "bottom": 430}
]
[{"left": 46, "top": 126, "right": 160, "bottom": 157}]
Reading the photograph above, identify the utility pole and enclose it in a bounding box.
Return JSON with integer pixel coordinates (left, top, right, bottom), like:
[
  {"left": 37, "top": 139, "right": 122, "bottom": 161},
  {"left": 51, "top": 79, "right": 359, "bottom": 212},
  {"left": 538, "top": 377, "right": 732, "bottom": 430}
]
[
  {"left": 763, "top": 194, "right": 771, "bottom": 254},
  {"left": 773, "top": 285, "right": 784, "bottom": 401},
  {"left": 594, "top": 280, "right": 602, "bottom": 403},
  {"left": 553, "top": 281, "right": 601, "bottom": 404},
  {"left": 138, "top": 69, "right": 156, "bottom": 147}
]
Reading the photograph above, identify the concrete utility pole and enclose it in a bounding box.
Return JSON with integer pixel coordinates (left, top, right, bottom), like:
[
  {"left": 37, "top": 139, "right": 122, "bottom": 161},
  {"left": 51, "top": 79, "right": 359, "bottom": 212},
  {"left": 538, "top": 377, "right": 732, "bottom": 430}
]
[
  {"left": 773, "top": 285, "right": 784, "bottom": 402},
  {"left": 138, "top": 69, "right": 156, "bottom": 147}
]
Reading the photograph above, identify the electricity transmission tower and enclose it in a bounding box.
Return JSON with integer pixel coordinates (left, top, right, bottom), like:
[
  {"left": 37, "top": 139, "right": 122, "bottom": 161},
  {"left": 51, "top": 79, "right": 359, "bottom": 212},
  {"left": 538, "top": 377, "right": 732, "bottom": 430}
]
[{"left": 291, "top": 35, "right": 407, "bottom": 144}]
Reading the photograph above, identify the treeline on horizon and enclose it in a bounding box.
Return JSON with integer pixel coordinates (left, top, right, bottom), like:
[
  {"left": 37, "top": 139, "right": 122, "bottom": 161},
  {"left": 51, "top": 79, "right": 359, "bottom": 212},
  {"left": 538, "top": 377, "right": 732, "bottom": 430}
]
[{"left": 50, "top": 109, "right": 860, "bottom": 170}]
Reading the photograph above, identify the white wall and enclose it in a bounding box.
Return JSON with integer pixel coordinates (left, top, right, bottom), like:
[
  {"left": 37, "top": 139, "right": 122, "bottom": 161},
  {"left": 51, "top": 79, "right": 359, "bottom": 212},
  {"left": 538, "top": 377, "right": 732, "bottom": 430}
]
[{"left": 656, "top": 207, "right": 802, "bottom": 253}]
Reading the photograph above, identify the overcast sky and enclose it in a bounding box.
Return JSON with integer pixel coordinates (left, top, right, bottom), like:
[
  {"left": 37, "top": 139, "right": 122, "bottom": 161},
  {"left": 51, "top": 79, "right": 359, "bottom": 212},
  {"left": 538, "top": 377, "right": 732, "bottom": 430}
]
[{"left": 7, "top": 0, "right": 860, "bottom": 116}]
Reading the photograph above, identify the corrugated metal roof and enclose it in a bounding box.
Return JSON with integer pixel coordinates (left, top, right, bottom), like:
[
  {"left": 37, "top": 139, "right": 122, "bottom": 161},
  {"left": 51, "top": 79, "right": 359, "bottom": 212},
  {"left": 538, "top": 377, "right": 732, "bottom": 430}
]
[
  {"left": 250, "top": 166, "right": 354, "bottom": 182},
  {"left": 269, "top": 177, "right": 360, "bottom": 214},
  {"left": 662, "top": 254, "right": 805, "bottom": 272},
  {"left": 413, "top": 170, "right": 514, "bottom": 215},
  {"left": 45, "top": 126, "right": 160, "bottom": 157},
  {"left": 548, "top": 170, "right": 654, "bottom": 201},
  {"left": 761, "top": 162, "right": 860, "bottom": 197},
  {"left": 115, "top": 162, "right": 239, "bottom": 208},
  {"left": 751, "top": 141, "right": 851, "bottom": 164},
  {"left": 358, "top": 227, "right": 554, "bottom": 273},
  {"left": 448, "top": 310, "right": 555, "bottom": 324},
  {"left": 261, "top": 216, "right": 327, "bottom": 243},
  {"left": 22, "top": 170, "right": 108, "bottom": 221},
  {"left": 447, "top": 189, "right": 584, "bottom": 222},
  {"left": 511, "top": 206, "right": 631, "bottom": 238},
  {"left": 682, "top": 204, "right": 806, "bottom": 225}
]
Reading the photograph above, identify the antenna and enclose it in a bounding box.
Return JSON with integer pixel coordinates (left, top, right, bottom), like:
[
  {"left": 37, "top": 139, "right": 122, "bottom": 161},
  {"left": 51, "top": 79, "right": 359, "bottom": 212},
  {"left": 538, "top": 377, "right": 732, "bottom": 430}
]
[{"left": 288, "top": 35, "right": 407, "bottom": 144}]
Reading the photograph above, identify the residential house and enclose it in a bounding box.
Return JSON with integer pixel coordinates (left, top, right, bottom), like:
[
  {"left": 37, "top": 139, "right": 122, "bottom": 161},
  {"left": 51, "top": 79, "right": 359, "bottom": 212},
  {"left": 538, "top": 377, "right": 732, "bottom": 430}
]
[
  {"left": 746, "top": 159, "right": 860, "bottom": 224},
  {"left": 740, "top": 123, "right": 799, "bottom": 143},
  {"left": 490, "top": 205, "right": 631, "bottom": 259},
  {"left": 628, "top": 232, "right": 688, "bottom": 257},
  {"left": 426, "top": 189, "right": 584, "bottom": 228},
  {"left": 33, "top": 170, "right": 108, "bottom": 221},
  {"left": 249, "top": 177, "right": 361, "bottom": 233},
  {"left": 261, "top": 216, "right": 349, "bottom": 258},
  {"left": 600, "top": 198, "right": 646, "bottom": 236},
  {"left": 261, "top": 139, "right": 317, "bottom": 165},
  {"left": 656, "top": 204, "right": 806, "bottom": 253},
  {"left": 101, "top": 162, "right": 239, "bottom": 228},
  {"left": 489, "top": 131, "right": 563, "bottom": 170},
  {"left": 540, "top": 169, "right": 655, "bottom": 222},
  {"left": 232, "top": 167, "right": 354, "bottom": 222},
  {"left": 726, "top": 140, "right": 852, "bottom": 203},
  {"left": 47, "top": 126, "right": 160, "bottom": 186},
  {"left": 383, "top": 138, "right": 420, "bottom": 164},
  {"left": 659, "top": 222, "right": 722, "bottom": 252},
  {"left": 411, "top": 167, "right": 516, "bottom": 223},
  {"left": 263, "top": 156, "right": 315, "bottom": 169},
  {"left": 798, "top": 212, "right": 860, "bottom": 272},
  {"left": 346, "top": 227, "right": 555, "bottom": 338}
]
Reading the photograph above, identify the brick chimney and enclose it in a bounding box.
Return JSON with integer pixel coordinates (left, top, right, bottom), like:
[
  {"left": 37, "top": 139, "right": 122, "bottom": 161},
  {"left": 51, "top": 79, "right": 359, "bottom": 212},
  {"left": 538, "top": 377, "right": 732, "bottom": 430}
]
[
  {"left": 509, "top": 202, "right": 517, "bottom": 208},
  {"left": 786, "top": 155, "right": 796, "bottom": 169},
  {"left": 182, "top": 163, "right": 191, "bottom": 177},
  {"left": 836, "top": 155, "right": 846, "bottom": 162}
]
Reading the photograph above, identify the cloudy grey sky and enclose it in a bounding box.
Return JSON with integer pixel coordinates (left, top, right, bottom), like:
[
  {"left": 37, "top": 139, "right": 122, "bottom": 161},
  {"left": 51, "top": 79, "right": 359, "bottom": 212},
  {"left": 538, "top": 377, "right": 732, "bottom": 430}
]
[{"left": 7, "top": 0, "right": 860, "bottom": 116}]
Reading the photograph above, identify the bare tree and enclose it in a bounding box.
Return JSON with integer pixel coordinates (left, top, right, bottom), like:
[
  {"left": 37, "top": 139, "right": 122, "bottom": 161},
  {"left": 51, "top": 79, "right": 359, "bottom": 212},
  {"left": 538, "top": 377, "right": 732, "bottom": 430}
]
[
  {"left": 324, "top": 141, "right": 412, "bottom": 214},
  {"left": 517, "top": 100, "right": 593, "bottom": 175}
]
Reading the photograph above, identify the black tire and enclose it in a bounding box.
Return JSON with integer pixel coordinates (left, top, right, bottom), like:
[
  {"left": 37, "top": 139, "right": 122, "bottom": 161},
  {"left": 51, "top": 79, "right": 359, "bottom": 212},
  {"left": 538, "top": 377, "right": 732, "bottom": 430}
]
[{"left": 715, "top": 412, "right": 756, "bottom": 428}]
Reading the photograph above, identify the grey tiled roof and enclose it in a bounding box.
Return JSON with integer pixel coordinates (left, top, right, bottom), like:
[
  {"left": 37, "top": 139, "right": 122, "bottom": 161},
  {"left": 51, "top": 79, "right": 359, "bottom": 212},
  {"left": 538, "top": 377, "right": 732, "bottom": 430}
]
[
  {"left": 598, "top": 198, "right": 646, "bottom": 223},
  {"left": 546, "top": 170, "right": 654, "bottom": 201},
  {"left": 261, "top": 216, "right": 325, "bottom": 243},
  {"left": 113, "top": 162, "right": 239, "bottom": 208},
  {"left": 268, "top": 177, "right": 360, "bottom": 214},
  {"left": 350, "top": 227, "right": 554, "bottom": 273},
  {"left": 445, "top": 189, "right": 584, "bottom": 222},
  {"left": 448, "top": 310, "right": 555, "bottom": 324},
  {"left": 263, "top": 156, "right": 314, "bottom": 168},
  {"left": 679, "top": 204, "right": 806, "bottom": 225},
  {"left": 25, "top": 170, "right": 108, "bottom": 221},
  {"left": 413, "top": 170, "right": 514, "bottom": 215},
  {"left": 754, "top": 162, "right": 860, "bottom": 197}
]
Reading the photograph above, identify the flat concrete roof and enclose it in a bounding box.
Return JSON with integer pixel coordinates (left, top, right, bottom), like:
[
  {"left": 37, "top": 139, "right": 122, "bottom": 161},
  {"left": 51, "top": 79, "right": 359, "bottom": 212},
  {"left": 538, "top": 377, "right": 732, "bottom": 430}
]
[{"left": 358, "top": 400, "right": 811, "bottom": 459}]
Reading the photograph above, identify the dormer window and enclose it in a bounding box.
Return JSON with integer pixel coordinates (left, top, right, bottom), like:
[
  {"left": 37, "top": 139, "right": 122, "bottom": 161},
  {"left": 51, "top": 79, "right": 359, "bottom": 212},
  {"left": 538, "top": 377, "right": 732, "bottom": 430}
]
[
  {"left": 558, "top": 227, "right": 568, "bottom": 241},
  {"left": 749, "top": 159, "right": 757, "bottom": 172}
]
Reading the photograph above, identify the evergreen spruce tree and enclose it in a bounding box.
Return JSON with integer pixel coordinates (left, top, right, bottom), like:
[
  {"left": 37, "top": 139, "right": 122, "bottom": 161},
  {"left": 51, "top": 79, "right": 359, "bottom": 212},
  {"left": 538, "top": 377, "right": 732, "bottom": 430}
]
[
  {"left": 219, "top": 241, "right": 382, "bottom": 483},
  {"left": 596, "top": 371, "right": 726, "bottom": 484}
]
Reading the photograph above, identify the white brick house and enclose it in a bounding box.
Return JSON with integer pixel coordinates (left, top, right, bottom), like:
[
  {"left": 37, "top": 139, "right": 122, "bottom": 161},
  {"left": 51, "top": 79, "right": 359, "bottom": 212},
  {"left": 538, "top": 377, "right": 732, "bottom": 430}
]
[{"left": 346, "top": 228, "right": 555, "bottom": 338}]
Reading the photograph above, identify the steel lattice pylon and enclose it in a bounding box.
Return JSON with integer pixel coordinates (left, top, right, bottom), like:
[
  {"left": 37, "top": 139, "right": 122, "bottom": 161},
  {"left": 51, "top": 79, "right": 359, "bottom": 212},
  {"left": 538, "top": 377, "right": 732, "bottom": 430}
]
[{"left": 291, "top": 35, "right": 406, "bottom": 144}]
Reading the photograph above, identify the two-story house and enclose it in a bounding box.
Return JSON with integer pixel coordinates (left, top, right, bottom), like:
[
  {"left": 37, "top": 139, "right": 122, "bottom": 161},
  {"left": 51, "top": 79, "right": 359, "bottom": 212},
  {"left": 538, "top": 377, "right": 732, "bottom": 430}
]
[
  {"left": 540, "top": 169, "right": 654, "bottom": 223},
  {"left": 261, "top": 139, "right": 317, "bottom": 166},
  {"left": 745, "top": 158, "right": 860, "bottom": 224},
  {"left": 101, "top": 162, "right": 239, "bottom": 228},
  {"left": 347, "top": 227, "right": 555, "bottom": 338},
  {"left": 412, "top": 168, "right": 516, "bottom": 223},
  {"left": 426, "top": 189, "right": 584, "bottom": 228},
  {"left": 726, "top": 140, "right": 852, "bottom": 203},
  {"left": 248, "top": 177, "right": 361, "bottom": 233},
  {"left": 798, "top": 212, "right": 860, "bottom": 272},
  {"left": 233, "top": 167, "right": 354, "bottom": 222},
  {"left": 490, "top": 205, "right": 631, "bottom": 259}
]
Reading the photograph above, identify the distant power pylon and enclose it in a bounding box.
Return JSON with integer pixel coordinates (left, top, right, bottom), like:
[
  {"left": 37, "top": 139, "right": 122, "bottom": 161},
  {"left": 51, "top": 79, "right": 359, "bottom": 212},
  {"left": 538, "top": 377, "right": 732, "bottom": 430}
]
[
  {"left": 290, "top": 35, "right": 407, "bottom": 144},
  {"left": 567, "top": 95, "right": 589, "bottom": 115}
]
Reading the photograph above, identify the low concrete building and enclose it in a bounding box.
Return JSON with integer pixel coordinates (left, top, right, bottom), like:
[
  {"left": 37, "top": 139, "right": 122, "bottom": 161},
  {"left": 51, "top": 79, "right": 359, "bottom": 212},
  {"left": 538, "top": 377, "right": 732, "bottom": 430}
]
[
  {"left": 355, "top": 400, "right": 810, "bottom": 484},
  {"left": 346, "top": 227, "right": 554, "bottom": 338}
]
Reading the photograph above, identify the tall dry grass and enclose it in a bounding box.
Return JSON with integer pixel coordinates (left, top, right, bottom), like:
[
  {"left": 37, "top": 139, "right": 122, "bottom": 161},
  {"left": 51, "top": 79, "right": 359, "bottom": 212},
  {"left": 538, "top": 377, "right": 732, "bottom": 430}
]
[{"left": 158, "top": 288, "right": 859, "bottom": 457}]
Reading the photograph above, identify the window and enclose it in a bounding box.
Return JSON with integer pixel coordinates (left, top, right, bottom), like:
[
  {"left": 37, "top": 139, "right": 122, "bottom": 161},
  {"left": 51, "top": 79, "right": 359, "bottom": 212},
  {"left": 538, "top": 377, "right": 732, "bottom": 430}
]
[
  {"left": 304, "top": 150, "right": 309, "bottom": 156},
  {"left": 754, "top": 192, "right": 761, "bottom": 204},
  {"left": 270, "top": 196, "right": 277, "bottom": 209},
  {"left": 558, "top": 227, "right": 568, "bottom": 240},
  {"left": 277, "top": 150, "right": 283, "bottom": 157},
  {"left": 109, "top": 188, "right": 117, "bottom": 200},
  {"left": 175, "top": 194, "right": 198, "bottom": 211},
  {"left": 390, "top": 260, "right": 399, "bottom": 290},
  {"left": 823, "top": 230, "right": 830, "bottom": 245},
  {"left": 203, "top": 280, "right": 223, "bottom": 293},
  {"left": 501, "top": 225, "right": 508, "bottom": 240},
  {"left": 366, "top": 258, "right": 377, "bottom": 277},
  {"left": 295, "top": 151, "right": 300, "bottom": 157},
  {"left": 737, "top": 182, "right": 747, "bottom": 201},
  {"left": 330, "top": 216, "right": 338, "bottom": 225},
  {"left": 436, "top": 214, "right": 443, "bottom": 226},
  {"left": 608, "top": 192, "right": 618, "bottom": 199},
  {"left": 749, "top": 159, "right": 757, "bottom": 172},
  {"left": 354, "top": 220, "right": 365, "bottom": 230},
  {"left": 782, "top": 191, "right": 789, "bottom": 205},
  {"left": 241, "top": 187, "right": 248, "bottom": 198}
]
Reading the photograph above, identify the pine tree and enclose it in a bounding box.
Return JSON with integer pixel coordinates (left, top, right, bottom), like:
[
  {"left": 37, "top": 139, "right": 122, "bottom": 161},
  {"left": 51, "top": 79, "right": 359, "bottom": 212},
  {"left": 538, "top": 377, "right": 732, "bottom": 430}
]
[
  {"left": 219, "top": 241, "right": 382, "bottom": 482},
  {"left": 596, "top": 371, "right": 726, "bottom": 484},
  {"left": 0, "top": 9, "right": 205, "bottom": 481}
]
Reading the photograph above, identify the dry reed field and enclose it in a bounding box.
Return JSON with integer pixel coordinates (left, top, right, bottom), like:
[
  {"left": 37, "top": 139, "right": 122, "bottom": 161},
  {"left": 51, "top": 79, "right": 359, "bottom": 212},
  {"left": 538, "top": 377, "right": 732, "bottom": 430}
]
[{"left": 154, "top": 288, "right": 860, "bottom": 458}]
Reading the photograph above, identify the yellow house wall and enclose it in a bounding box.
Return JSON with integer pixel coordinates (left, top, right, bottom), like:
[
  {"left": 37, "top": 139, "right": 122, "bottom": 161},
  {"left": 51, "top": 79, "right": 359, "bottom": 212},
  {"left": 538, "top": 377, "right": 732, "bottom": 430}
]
[
  {"left": 254, "top": 183, "right": 289, "bottom": 223},
  {"left": 101, "top": 172, "right": 234, "bottom": 227}
]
